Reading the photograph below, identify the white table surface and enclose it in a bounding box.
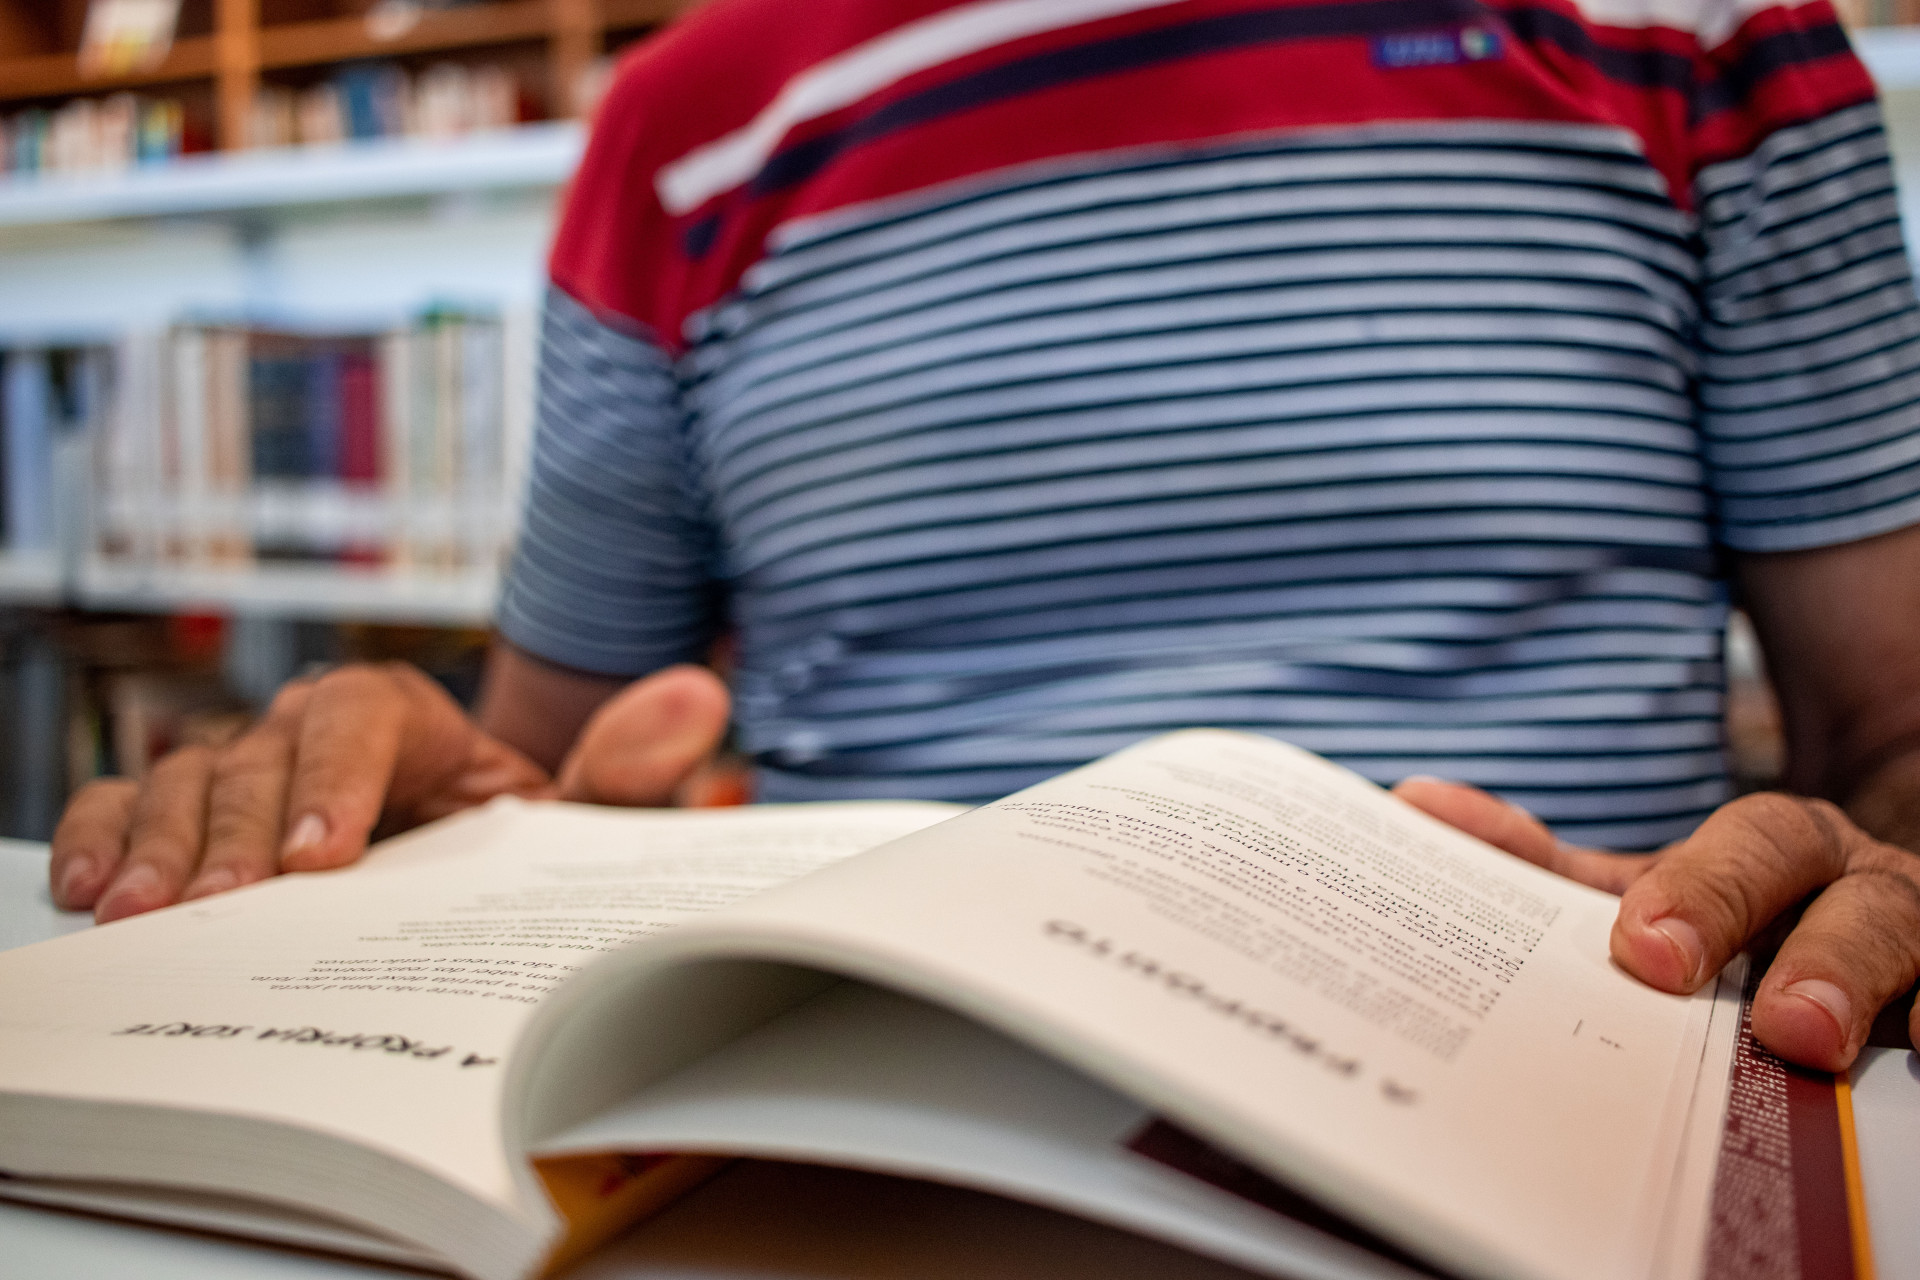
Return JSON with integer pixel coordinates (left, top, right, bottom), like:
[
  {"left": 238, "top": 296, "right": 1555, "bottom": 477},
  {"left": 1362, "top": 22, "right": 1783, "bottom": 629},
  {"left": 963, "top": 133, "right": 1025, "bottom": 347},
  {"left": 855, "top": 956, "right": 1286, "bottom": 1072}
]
[{"left": 1, "top": 841, "right": 1914, "bottom": 1280}]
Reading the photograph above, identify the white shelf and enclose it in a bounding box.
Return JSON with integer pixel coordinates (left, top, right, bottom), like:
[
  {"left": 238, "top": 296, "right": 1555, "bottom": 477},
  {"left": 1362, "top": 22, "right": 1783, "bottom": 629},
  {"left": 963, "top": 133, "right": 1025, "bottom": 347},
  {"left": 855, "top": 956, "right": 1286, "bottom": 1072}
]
[
  {"left": 0, "top": 552, "right": 64, "bottom": 607},
  {"left": 1855, "top": 26, "right": 1920, "bottom": 91},
  {"left": 78, "top": 558, "right": 498, "bottom": 625},
  {"left": 0, "top": 123, "right": 583, "bottom": 228}
]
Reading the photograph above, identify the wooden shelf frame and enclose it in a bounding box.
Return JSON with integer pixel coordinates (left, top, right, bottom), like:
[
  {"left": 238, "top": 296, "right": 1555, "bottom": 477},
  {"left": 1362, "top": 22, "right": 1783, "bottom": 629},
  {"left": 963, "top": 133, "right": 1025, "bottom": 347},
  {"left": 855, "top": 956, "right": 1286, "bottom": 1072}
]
[
  {"left": 0, "top": 0, "right": 686, "bottom": 148},
  {"left": 0, "top": 35, "right": 221, "bottom": 100}
]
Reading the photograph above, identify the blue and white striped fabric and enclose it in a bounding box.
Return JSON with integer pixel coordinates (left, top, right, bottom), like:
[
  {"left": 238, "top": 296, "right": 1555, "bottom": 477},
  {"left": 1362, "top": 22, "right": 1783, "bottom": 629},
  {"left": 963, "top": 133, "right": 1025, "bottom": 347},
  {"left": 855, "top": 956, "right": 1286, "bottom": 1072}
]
[
  {"left": 1697, "top": 103, "right": 1920, "bottom": 547},
  {"left": 498, "top": 114, "right": 1920, "bottom": 849}
]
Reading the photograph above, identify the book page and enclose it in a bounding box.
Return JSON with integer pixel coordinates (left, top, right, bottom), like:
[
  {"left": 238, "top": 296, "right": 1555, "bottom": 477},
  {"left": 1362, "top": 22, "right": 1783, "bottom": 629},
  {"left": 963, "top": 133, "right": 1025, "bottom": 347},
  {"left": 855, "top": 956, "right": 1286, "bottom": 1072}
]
[
  {"left": 598, "top": 732, "right": 1718, "bottom": 1280},
  {"left": 0, "top": 800, "right": 956, "bottom": 1223},
  {"left": 535, "top": 980, "right": 1428, "bottom": 1280}
]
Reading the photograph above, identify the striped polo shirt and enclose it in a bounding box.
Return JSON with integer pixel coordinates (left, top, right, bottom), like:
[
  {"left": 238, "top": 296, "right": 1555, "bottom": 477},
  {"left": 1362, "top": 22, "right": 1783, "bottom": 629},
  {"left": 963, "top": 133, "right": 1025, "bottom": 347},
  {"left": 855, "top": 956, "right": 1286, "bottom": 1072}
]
[{"left": 498, "top": 0, "right": 1920, "bottom": 848}]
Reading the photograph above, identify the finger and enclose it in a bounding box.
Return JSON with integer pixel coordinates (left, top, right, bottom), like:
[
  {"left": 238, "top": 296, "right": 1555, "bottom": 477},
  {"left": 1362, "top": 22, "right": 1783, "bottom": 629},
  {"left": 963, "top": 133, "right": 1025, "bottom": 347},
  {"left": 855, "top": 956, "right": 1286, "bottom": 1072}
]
[
  {"left": 1611, "top": 793, "right": 1853, "bottom": 995},
  {"left": 49, "top": 778, "right": 138, "bottom": 909},
  {"left": 557, "top": 665, "right": 732, "bottom": 807},
  {"left": 182, "top": 718, "right": 299, "bottom": 901},
  {"left": 1747, "top": 848, "right": 1920, "bottom": 1070},
  {"left": 401, "top": 733, "right": 552, "bottom": 828},
  {"left": 94, "top": 746, "right": 216, "bottom": 923},
  {"left": 277, "top": 665, "right": 439, "bottom": 873},
  {"left": 1392, "top": 776, "right": 1650, "bottom": 894}
]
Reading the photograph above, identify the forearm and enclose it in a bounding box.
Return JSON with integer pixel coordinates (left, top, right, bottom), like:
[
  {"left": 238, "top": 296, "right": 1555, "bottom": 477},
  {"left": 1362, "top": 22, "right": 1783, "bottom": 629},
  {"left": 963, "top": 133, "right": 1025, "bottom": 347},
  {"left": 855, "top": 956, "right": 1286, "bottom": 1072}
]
[
  {"left": 473, "top": 641, "right": 628, "bottom": 773},
  {"left": 1834, "top": 749, "right": 1920, "bottom": 857},
  {"left": 1734, "top": 529, "right": 1920, "bottom": 850}
]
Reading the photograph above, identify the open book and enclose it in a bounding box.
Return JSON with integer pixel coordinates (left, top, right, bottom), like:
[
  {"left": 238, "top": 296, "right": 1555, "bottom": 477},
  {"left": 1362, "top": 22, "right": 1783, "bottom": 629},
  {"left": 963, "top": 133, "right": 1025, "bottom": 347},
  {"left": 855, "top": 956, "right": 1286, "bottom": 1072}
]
[{"left": 0, "top": 731, "right": 1782, "bottom": 1280}]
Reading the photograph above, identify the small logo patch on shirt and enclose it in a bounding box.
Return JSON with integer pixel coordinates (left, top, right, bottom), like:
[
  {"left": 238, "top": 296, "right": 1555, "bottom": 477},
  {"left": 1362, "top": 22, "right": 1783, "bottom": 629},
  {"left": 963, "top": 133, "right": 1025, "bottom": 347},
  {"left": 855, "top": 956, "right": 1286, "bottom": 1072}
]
[{"left": 1370, "top": 25, "right": 1505, "bottom": 69}]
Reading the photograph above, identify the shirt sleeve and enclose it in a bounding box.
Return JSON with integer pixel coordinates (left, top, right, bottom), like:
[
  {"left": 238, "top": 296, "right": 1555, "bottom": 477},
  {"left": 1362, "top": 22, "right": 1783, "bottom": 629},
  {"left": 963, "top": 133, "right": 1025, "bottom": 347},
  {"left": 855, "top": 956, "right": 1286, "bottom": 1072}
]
[
  {"left": 1693, "top": 4, "right": 1920, "bottom": 551},
  {"left": 493, "top": 285, "right": 722, "bottom": 677}
]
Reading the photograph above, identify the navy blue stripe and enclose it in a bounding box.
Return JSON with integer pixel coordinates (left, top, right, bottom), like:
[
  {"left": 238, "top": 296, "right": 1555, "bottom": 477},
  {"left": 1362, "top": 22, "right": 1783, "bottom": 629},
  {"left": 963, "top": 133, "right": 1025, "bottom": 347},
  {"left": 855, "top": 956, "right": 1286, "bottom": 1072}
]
[
  {"left": 744, "top": 0, "right": 1489, "bottom": 206},
  {"left": 742, "top": 543, "right": 1722, "bottom": 626},
  {"left": 1497, "top": 6, "right": 1693, "bottom": 95},
  {"left": 725, "top": 217, "right": 1699, "bottom": 346},
  {"left": 1692, "top": 22, "right": 1859, "bottom": 125},
  {"left": 716, "top": 332, "right": 1697, "bottom": 445},
  {"left": 756, "top": 134, "right": 1676, "bottom": 292},
  {"left": 693, "top": 268, "right": 1694, "bottom": 408}
]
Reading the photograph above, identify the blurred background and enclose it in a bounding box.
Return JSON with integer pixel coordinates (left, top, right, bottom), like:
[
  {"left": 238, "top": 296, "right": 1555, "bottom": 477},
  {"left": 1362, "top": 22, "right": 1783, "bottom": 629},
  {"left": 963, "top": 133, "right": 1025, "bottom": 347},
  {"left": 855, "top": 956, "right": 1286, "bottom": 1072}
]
[{"left": 0, "top": 0, "right": 1897, "bottom": 839}]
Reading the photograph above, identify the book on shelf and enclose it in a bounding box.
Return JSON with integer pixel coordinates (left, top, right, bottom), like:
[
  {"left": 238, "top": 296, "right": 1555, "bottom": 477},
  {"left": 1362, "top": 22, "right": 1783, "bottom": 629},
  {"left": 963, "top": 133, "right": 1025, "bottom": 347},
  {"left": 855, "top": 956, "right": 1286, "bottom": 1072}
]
[
  {"left": 0, "top": 730, "right": 1871, "bottom": 1280},
  {"left": 250, "top": 61, "right": 522, "bottom": 151},
  {"left": 78, "top": 0, "right": 183, "bottom": 77},
  {"left": 0, "top": 344, "right": 105, "bottom": 560},
  {"left": 3, "top": 94, "right": 188, "bottom": 178},
  {"left": 0, "top": 349, "right": 42, "bottom": 554},
  {"left": 101, "top": 667, "right": 250, "bottom": 779},
  {"left": 97, "top": 311, "right": 512, "bottom": 576}
]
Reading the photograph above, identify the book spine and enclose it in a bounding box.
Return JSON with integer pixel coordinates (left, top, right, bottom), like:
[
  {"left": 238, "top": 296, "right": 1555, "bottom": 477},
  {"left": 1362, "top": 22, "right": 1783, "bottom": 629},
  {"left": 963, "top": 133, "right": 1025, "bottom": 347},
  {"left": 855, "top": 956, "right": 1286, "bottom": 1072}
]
[
  {"left": 3, "top": 349, "right": 56, "bottom": 553},
  {"left": 306, "top": 348, "right": 346, "bottom": 561},
  {"left": 458, "top": 319, "right": 502, "bottom": 571},
  {"left": 499, "top": 301, "right": 538, "bottom": 540},
  {"left": 380, "top": 328, "right": 415, "bottom": 568},
  {"left": 97, "top": 330, "right": 167, "bottom": 565},
  {"left": 0, "top": 352, "right": 12, "bottom": 548},
  {"left": 424, "top": 317, "right": 460, "bottom": 570},
  {"left": 205, "top": 329, "right": 253, "bottom": 565},
  {"left": 338, "top": 344, "right": 383, "bottom": 565},
  {"left": 168, "top": 325, "right": 211, "bottom": 565},
  {"left": 248, "top": 339, "right": 307, "bottom": 561}
]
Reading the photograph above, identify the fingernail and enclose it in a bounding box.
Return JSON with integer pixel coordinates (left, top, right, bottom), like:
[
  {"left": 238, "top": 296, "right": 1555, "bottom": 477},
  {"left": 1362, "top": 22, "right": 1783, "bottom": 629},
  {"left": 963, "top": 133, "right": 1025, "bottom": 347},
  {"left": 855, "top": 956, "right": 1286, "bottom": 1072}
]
[
  {"left": 182, "top": 867, "right": 237, "bottom": 901},
  {"left": 56, "top": 858, "right": 98, "bottom": 908},
  {"left": 95, "top": 864, "right": 160, "bottom": 923},
  {"left": 1648, "top": 915, "right": 1703, "bottom": 986},
  {"left": 1784, "top": 979, "right": 1852, "bottom": 1039},
  {"left": 280, "top": 814, "right": 329, "bottom": 869}
]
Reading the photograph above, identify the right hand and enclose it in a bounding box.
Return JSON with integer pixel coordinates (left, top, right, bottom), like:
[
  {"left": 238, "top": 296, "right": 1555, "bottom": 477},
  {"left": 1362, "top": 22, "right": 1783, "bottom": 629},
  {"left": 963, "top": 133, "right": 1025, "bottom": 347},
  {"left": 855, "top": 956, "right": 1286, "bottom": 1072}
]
[{"left": 50, "top": 662, "right": 732, "bottom": 923}]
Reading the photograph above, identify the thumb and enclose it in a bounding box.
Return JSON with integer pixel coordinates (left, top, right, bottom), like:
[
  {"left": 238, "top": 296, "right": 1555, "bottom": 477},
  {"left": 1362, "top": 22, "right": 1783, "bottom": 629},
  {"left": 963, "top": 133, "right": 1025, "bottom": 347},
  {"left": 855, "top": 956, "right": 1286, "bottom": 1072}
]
[{"left": 556, "top": 665, "right": 732, "bottom": 807}]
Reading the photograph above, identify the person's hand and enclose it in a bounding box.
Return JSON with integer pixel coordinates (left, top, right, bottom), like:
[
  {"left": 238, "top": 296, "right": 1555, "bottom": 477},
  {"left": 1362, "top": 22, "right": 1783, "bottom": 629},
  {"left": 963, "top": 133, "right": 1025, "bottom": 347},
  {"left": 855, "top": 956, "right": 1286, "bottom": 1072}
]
[
  {"left": 49, "top": 662, "right": 732, "bottom": 924},
  {"left": 1392, "top": 779, "right": 1920, "bottom": 1071},
  {"left": 51, "top": 663, "right": 550, "bottom": 923},
  {"left": 552, "top": 663, "right": 737, "bottom": 807}
]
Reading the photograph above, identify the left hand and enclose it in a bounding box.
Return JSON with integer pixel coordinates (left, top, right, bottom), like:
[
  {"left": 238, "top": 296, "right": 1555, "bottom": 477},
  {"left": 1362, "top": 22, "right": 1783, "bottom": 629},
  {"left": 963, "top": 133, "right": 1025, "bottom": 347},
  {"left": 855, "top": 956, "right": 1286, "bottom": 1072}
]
[{"left": 1393, "top": 779, "right": 1920, "bottom": 1071}]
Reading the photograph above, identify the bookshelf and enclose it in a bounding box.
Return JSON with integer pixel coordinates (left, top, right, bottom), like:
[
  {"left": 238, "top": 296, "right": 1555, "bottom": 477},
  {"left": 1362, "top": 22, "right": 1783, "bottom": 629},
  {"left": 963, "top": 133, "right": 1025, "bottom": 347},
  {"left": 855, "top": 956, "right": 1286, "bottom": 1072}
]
[
  {"left": 0, "top": 0, "right": 686, "bottom": 151},
  {"left": 0, "top": 148, "right": 548, "bottom": 627},
  {"left": 0, "top": 3, "right": 708, "bottom": 827},
  {"left": 0, "top": 0, "right": 673, "bottom": 628}
]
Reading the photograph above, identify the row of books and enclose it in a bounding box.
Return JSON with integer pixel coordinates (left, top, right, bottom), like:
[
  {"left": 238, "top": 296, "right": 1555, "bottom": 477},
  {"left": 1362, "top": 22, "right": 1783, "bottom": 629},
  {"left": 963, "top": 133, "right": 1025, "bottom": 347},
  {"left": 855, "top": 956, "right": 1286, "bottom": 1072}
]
[
  {"left": 3, "top": 94, "right": 190, "bottom": 177},
  {"left": 249, "top": 61, "right": 522, "bottom": 150},
  {"left": 0, "top": 63, "right": 525, "bottom": 178},
  {"left": 96, "top": 313, "right": 513, "bottom": 570}
]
